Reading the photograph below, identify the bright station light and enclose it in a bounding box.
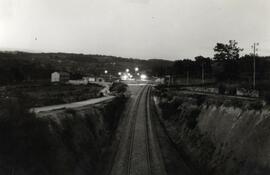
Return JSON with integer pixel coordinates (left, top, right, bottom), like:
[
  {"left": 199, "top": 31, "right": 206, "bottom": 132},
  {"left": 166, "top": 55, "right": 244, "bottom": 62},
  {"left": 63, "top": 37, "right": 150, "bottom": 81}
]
[
  {"left": 140, "top": 74, "right": 147, "bottom": 80},
  {"left": 121, "top": 75, "right": 128, "bottom": 80}
]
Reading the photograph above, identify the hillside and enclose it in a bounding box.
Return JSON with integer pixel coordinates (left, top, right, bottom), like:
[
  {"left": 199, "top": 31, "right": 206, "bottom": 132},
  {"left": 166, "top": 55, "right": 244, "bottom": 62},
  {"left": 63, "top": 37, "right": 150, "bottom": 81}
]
[{"left": 0, "top": 51, "right": 173, "bottom": 85}]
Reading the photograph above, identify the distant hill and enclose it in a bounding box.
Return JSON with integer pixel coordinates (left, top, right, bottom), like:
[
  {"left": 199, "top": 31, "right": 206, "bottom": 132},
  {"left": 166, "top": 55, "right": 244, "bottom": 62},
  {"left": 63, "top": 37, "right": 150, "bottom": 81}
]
[{"left": 0, "top": 51, "right": 173, "bottom": 84}]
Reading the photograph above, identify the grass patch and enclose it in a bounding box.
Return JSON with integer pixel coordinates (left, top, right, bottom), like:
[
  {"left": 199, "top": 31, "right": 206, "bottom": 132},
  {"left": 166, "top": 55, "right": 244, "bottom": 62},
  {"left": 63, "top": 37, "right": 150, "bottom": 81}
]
[
  {"left": 223, "top": 99, "right": 244, "bottom": 108},
  {"left": 248, "top": 101, "right": 263, "bottom": 110},
  {"left": 187, "top": 107, "right": 201, "bottom": 129},
  {"left": 110, "top": 82, "right": 128, "bottom": 94},
  {"left": 0, "top": 83, "right": 103, "bottom": 107}
]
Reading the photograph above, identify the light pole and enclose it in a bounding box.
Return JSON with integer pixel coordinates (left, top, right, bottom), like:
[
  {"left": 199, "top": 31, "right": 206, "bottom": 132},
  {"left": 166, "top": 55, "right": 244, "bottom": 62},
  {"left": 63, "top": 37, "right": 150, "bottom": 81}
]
[{"left": 251, "top": 43, "right": 259, "bottom": 89}]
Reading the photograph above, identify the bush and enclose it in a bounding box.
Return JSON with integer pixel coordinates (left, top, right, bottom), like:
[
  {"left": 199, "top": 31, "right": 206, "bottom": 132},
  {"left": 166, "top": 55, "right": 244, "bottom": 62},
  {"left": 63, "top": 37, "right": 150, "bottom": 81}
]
[
  {"left": 248, "top": 101, "right": 263, "bottom": 110},
  {"left": 196, "top": 95, "right": 206, "bottom": 106},
  {"left": 159, "top": 96, "right": 184, "bottom": 119},
  {"left": 227, "top": 86, "right": 237, "bottom": 95},
  {"left": 263, "top": 92, "right": 270, "bottom": 104},
  {"left": 187, "top": 107, "right": 201, "bottom": 129},
  {"left": 223, "top": 99, "right": 243, "bottom": 108},
  {"left": 218, "top": 84, "right": 226, "bottom": 95},
  {"left": 65, "top": 108, "right": 77, "bottom": 115},
  {"left": 110, "top": 82, "right": 128, "bottom": 94}
]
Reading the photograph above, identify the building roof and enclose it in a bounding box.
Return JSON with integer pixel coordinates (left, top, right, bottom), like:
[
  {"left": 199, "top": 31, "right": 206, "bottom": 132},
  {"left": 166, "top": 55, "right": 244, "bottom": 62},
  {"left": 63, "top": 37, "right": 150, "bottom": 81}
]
[{"left": 52, "top": 71, "right": 70, "bottom": 75}]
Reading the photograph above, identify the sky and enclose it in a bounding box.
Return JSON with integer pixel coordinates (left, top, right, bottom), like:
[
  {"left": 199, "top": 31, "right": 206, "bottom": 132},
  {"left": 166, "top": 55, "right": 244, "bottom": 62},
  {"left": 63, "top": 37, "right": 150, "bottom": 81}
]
[{"left": 0, "top": 0, "right": 270, "bottom": 60}]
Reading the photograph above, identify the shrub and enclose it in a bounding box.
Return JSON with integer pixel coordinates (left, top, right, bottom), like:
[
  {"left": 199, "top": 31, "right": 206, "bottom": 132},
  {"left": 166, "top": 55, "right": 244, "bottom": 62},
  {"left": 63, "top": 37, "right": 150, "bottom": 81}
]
[
  {"left": 218, "top": 84, "right": 226, "bottom": 95},
  {"left": 263, "top": 91, "right": 270, "bottom": 104},
  {"left": 248, "top": 101, "right": 263, "bottom": 110},
  {"left": 223, "top": 99, "right": 243, "bottom": 108},
  {"left": 196, "top": 95, "right": 206, "bottom": 106},
  {"left": 187, "top": 107, "right": 201, "bottom": 129},
  {"left": 227, "top": 86, "right": 237, "bottom": 95},
  {"left": 65, "top": 108, "right": 76, "bottom": 115},
  {"left": 159, "top": 96, "right": 183, "bottom": 120},
  {"left": 160, "top": 102, "right": 177, "bottom": 120},
  {"left": 110, "top": 82, "right": 128, "bottom": 94}
]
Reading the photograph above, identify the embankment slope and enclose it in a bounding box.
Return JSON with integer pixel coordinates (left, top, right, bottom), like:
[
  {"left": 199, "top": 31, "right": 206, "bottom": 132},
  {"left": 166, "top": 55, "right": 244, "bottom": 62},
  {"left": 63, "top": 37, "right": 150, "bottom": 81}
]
[
  {"left": 155, "top": 90, "right": 270, "bottom": 175},
  {"left": 0, "top": 96, "right": 126, "bottom": 175}
]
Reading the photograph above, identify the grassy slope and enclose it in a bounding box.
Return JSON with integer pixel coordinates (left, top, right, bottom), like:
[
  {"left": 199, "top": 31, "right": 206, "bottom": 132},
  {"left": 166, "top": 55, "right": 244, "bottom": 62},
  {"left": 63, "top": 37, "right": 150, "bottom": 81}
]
[
  {"left": 0, "top": 83, "right": 103, "bottom": 107},
  {"left": 0, "top": 88, "right": 128, "bottom": 175},
  {"left": 154, "top": 86, "right": 270, "bottom": 175}
]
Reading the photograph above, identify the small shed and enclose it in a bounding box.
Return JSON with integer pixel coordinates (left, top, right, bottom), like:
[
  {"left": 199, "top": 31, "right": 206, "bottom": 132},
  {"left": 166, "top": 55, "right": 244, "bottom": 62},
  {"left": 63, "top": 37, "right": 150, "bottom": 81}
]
[{"left": 51, "top": 72, "right": 70, "bottom": 82}]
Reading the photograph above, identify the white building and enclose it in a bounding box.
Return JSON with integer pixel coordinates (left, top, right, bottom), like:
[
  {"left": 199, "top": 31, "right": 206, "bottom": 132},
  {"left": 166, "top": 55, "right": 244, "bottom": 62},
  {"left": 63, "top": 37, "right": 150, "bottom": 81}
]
[{"left": 51, "top": 72, "right": 70, "bottom": 82}]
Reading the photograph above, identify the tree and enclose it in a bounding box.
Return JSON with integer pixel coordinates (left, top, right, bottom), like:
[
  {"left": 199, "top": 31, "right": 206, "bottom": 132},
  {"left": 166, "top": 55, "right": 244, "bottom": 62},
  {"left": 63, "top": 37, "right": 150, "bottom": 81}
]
[
  {"left": 194, "top": 56, "right": 212, "bottom": 79},
  {"left": 213, "top": 40, "right": 243, "bottom": 81},
  {"left": 214, "top": 40, "right": 243, "bottom": 61}
]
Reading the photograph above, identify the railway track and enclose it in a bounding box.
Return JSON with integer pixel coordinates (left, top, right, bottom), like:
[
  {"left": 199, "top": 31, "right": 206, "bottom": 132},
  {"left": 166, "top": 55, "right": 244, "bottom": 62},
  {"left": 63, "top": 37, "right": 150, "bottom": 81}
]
[
  {"left": 126, "top": 85, "right": 149, "bottom": 175},
  {"left": 110, "top": 85, "right": 166, "bottom": 175}
]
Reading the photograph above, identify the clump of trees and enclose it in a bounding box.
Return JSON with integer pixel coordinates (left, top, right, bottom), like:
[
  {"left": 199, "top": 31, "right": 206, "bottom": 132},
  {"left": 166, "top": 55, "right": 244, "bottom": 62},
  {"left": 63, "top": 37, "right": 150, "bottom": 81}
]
[
  {"left": 213, "top": 40, "right": 243, "bottom": 61},
  {"left": 212, "top": 40, "right": 243, "bottom": 81},
  {"left": 171, "top": 56, "right": 212, "bottom": 80},
  {"left": 167, "top": 40, "right": 270, "bottom": 90}
]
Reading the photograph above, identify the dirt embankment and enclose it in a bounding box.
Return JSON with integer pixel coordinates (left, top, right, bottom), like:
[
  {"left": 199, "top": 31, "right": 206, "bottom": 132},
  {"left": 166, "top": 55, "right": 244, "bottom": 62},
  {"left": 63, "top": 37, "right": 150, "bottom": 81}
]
[
  {"left": 154, "top": 88, "right": 270, "bottom": 175},
  {"left": 0, "top": 95, "right": 127, "bottom": 175}
]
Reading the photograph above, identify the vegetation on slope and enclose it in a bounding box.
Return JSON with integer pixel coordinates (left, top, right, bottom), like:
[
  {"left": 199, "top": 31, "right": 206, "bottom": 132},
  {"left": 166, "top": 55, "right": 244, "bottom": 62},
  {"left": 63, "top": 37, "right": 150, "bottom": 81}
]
[
  {"left": 0, "top": 87, "right": 128, "bottom": 175},
  {"left": 154, "top": 86, "right": 270, "bottom": 175},
  {"left": 0, "top": 82, "right": 103, "bottom": 107},
  {"left": 0, "top": 51, "right": 173, "bottom": 85}
]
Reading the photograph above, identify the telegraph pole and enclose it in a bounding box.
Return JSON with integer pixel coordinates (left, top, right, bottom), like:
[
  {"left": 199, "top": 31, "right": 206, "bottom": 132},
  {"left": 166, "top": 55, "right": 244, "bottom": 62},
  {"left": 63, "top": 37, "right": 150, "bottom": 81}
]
[
  {"left": 202, "top": 63, "right": 205, "bottom": 84},
  {"left": 252, "top": 43, "right": 259, "bottom": 89},
  {"left": 186, "top": 71, "right": 189, "bottom": 85}
]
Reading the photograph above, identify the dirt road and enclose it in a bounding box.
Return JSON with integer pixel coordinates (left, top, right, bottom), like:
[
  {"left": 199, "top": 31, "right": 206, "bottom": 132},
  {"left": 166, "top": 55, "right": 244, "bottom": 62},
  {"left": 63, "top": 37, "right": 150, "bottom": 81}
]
[{"left": 31, "top": 96, "right": 115, "bottom": 113}]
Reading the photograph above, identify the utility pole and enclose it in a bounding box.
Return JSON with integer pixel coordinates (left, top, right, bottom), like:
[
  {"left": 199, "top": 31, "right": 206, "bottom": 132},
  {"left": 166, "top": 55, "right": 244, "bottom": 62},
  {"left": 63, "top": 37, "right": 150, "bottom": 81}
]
[
  {"left": 251, "top": 43, "right": 259, "bottom": 89},
  {"left": 202, "top": 63, "right": 205, "bottom": 84},
  {"left": 186, "top": 71, "right": 189, "bottom": 85}
]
